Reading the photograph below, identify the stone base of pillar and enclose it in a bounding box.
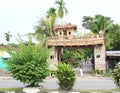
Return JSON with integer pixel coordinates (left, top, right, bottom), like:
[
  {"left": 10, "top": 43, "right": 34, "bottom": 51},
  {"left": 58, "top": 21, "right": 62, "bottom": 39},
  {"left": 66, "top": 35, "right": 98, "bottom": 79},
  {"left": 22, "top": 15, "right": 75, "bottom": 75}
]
[{"left": 95, "top": 63, "right": 106, "bottom": 73}]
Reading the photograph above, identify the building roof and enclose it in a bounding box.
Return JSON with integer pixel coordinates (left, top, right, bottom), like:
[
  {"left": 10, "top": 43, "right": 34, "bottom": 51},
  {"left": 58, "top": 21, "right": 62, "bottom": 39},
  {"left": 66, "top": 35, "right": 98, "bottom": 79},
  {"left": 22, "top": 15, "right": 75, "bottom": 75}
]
[
  {"left": 54, "top": 23, "right": 77, "bottom": 31},
  {"left": 106, "top": 51, "right": 120, "bottom": 56},
  {"left": 0, "top": 44, "right": 8, "bottom": 48}
]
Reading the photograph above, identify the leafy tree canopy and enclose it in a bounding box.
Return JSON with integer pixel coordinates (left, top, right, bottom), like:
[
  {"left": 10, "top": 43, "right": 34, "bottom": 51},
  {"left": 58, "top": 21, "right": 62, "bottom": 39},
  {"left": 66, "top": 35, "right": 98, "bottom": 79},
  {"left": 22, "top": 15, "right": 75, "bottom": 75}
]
[
  {"left": 82, "top": 14, "right": 113, "bottom": 34},
  {"left": 82, "top": 14, "right": 120, "bottom": 50},
  {"left": 106, "top": 23, "right": 120, "bottom": 50}
]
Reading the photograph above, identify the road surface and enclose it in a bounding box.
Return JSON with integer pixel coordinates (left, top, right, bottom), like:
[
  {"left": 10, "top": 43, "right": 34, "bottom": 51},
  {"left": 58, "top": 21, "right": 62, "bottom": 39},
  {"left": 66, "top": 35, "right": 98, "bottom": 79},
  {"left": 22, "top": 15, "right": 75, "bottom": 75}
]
[{"left": 0, "top": 76, "right": 117, "bottom": 90}]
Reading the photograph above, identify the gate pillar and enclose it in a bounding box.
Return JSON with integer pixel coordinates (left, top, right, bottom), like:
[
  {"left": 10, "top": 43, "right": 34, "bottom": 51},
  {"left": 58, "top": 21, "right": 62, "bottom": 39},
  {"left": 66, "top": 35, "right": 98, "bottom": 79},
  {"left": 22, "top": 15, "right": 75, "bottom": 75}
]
[
  {"left": 94, "top": 45, "right": 106, "bottom": 72},
  {"left": 49, "top": 47, "right": 58, "bottom": 71}
]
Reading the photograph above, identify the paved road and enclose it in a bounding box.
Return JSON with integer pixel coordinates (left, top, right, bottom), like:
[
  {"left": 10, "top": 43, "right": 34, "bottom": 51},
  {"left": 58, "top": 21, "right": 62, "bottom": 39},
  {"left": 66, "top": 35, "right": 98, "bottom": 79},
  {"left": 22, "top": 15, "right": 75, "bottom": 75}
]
[
  {"left": 0, "top": 76, "right": 117, "bottom": 90},
  {"left": 0, "top": 78, "right": 25, "bottom": 88},
  {"left": 74, "top": 80, "right": 116, "bottom": 90},
  {"left": 42, "top": 78, "right": 117, "bottom": 90}
]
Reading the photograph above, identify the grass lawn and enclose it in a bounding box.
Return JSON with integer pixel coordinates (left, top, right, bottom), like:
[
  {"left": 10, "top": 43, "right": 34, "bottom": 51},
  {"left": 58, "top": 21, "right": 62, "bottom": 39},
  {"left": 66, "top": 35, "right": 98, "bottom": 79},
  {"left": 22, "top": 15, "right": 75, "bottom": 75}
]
[
  {"left": 40, "top": 88, "right": 120, "bottom": 92},
  {"left": 0, "top": 88, "right": 23, "bottom": 92},
  {"left": 0, "top": 88, "right": 119, "bottom": 92}
]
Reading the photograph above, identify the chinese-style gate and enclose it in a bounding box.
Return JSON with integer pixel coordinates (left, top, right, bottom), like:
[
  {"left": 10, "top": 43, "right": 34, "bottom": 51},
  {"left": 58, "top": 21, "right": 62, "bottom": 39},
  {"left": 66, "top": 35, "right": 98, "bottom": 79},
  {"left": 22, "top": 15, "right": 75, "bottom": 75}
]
[{"left": 47, "top": 23, "right": 106, "bottom": 72}]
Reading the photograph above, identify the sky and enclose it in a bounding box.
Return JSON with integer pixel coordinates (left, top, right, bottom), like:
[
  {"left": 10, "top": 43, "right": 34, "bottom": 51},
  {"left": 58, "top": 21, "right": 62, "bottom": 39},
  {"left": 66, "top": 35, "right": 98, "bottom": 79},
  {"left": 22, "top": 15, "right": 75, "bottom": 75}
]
[{"left": 0, "top": 0, "right": 120, "bottom": 44}]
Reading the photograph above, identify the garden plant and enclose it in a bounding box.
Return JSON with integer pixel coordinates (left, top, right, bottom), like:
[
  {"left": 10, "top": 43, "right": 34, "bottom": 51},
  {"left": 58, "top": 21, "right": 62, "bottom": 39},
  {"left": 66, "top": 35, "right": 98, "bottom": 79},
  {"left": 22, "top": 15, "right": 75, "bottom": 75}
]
[
  {"left": 6, "top": 40, "right": 50, "bottom": 87},
  {"left": 112, "top": 65, "right": 120, "bottom": 88},
  {"left": 56, "top": 62, "right": 76, "bottom": 90}
]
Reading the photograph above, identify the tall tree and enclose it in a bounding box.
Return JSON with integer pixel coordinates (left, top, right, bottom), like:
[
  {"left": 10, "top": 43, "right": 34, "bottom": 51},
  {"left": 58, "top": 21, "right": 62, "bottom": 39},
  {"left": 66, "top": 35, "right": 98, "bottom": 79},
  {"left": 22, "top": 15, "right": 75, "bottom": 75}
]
[
  {"left": 82, "top": 14, "right": 113, "bottom": 34},
  {"left": 82, "top": 14, "right": 120, "bottom": 50},
  {"left": 46, "top": 7, "right": 56, "bottom": 18},
  {"left": 35, "top": 0, "right": 68, "bottom": 41},
  {"left": 106, "top": 23, "right": 120, "bottom": 50},
  {"left": 46, "top": 7, "right": 57, "bottom": 36},
  {"left": 55, "top": 0, "right": 68, "bottom": 18},
  {"left": 35, "top": 18, "right": 49, "bottom": 41},
  {"left": 35, "top": 7, "right": 57, "bottom": 41}
]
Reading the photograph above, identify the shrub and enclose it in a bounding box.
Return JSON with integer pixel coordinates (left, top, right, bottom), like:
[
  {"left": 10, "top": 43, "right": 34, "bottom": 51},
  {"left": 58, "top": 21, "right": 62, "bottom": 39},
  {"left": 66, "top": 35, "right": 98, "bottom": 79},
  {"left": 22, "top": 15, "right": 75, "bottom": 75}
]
[
  {"left": 69, "top": 59, "right": 80, "bottom": 68},
  {"left": 95, "top": 69, "right": 103, "bottom": 75},
  {"left": 55, "top": 62, "right": 76, "bottom": 90},
  {"left": 6, "top": 40, "right": 50, "bottom": 87},
  {"left": 62, "top": 49, "right": 81, "bottom": 68},
  {"left": 112, "top": 65, "right": 120, "bottom": 87}
]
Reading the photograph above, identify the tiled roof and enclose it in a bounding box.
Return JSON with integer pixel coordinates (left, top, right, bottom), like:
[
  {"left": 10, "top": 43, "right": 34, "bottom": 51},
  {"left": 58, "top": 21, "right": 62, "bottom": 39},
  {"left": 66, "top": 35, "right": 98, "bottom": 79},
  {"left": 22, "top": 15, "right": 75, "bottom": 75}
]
[{"left": 54, "top": 23, "right": 77, "bottom": 31}]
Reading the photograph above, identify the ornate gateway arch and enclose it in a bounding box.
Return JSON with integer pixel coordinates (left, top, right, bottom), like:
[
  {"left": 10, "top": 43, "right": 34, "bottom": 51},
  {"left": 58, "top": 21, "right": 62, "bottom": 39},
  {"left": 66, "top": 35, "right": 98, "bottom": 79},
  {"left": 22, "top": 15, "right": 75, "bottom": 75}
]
[{"left": 47, "top": 23, "right": 106, "bottom": 72}]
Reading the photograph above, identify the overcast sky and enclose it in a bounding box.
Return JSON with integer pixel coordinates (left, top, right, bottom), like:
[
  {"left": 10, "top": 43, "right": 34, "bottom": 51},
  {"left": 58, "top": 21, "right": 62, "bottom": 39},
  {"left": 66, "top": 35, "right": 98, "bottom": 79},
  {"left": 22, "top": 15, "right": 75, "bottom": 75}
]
[{"left": 0, "top": 0, "right": 120, "bottom": 44}]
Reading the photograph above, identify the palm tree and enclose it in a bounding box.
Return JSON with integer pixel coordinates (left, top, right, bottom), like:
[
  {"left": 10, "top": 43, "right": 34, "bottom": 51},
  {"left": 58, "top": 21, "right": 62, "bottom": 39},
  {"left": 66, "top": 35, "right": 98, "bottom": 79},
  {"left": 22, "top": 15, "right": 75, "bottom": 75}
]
[
  {"left": 35, "top": 7, "right": 57, "bottom": 41},
  {"left": 46, "top": 7, "right": 56, "bottom": 18},
  {"left": 35, "top": 0, "right": 68, "bottom": 40},
  {"left": 5, "top": 31, "right": 12, "bottom": 44},
  {"left": 55, "top": 0, "right": 68, "bottom": 18},
  {"left": 46, "top": 7, "right": 56, "bottom": 36},
  {"left": 35, "top": 18, "right": 47, "bottom": 41}
]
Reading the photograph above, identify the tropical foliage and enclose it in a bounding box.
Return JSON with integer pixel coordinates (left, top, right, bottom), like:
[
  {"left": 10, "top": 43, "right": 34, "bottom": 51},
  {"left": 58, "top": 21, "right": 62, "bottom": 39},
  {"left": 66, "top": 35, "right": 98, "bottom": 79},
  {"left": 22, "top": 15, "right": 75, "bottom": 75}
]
[
  {"left": 55, "top": 0, "right": 68, "bottom": 18},
  {"left": 82, "top": 14, "right": 120, "bottom": 50},
  {"left": 35, "top": 0, "right": 68, "bottom": 41},
  {"left": 6, "top": 39, "right": 50, "bottom": 87},
  {"left": 106, "top": 24, "right": 120, "bottom": 50},
  {"left": 46, "top": 7, "right": 57, "bottom": 36},
  {"left": 62, "top": 49, "right": 82, "bottom": 68},
  {"left": 82, "top": 14, "right": 113, "bottom": 34},
  {"left": 35, "top": 17, "right": 55, "bottom": 41},
  {"left": 62, "top": 48, "right": 93, "bottom": 68},
  {"left": 95, "top": 69, "right": 103, "bottom": 75},
  {"left": 35, "top": 7, "right": 57, "bottom": 41},
  {"left": 112, "top": 65, "right": 120, "bottom": 87},
  {"left": 56, "top": 62, "right": 76, "bottom": 90}
]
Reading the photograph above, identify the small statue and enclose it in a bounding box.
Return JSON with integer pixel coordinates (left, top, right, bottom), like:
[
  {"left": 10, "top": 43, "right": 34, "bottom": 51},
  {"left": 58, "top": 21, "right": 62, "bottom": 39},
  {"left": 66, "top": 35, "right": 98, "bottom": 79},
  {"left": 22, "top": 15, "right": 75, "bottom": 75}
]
[{"left": 99, "top": 30, "right": 104, "bottom": 37}]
